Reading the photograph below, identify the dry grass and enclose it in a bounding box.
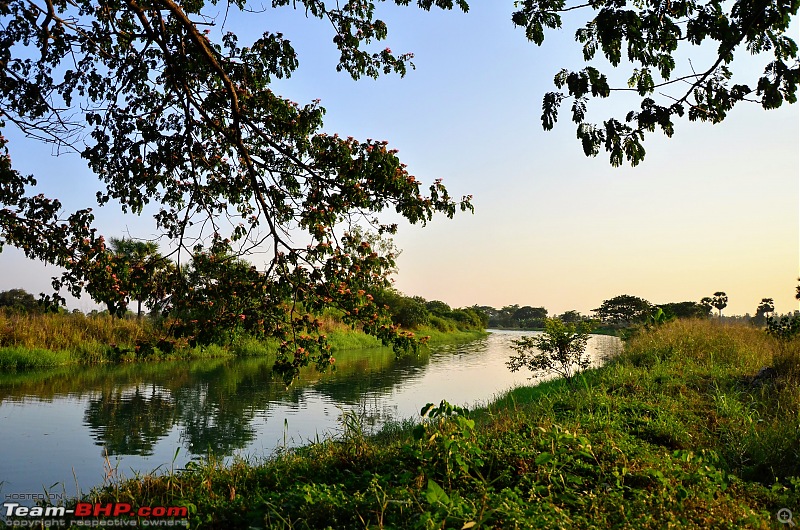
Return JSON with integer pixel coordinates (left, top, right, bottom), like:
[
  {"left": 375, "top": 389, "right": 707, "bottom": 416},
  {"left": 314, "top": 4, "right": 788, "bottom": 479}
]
[
  {"left": 623, "top": 318, "right": 785, "bottom": 372},
  {"left": 0, "top": 311, "right": 153, "bottom": 351}
]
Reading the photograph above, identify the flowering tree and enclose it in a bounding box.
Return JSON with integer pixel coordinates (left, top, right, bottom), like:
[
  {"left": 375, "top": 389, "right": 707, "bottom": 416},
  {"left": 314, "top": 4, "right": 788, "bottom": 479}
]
[{"left": 0, "top": 0, "right": 796, "bottom": 377}]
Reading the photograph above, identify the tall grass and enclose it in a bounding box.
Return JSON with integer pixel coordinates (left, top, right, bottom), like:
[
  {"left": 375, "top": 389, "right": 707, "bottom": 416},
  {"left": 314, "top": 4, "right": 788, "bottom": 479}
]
[
  {"left": 623, "top": 318, "right": 782, "bottom": 370},
  {"left": 0, "top": 312, "right": 157, "bottom": 367},
  {"left": 0, "top": 346, "right": 74, "bottom": 369},
  {"left": 0, "top": 310, "right": 486, "bottom": 370},
  {"left": 601, "top": 319, "right": 800, "bottom": 482},
  {"left": 0, "top": 311, "right": 153, "bottom": 351}
]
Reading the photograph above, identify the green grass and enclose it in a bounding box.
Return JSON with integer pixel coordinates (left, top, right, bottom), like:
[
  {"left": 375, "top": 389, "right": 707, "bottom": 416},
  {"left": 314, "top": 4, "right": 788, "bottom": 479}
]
[
  {"left": 0, "top": 346, "right": 74, "bottom": 369},
  {"left": 416, "top": 327, "right": 489, "bottom": 345},
  {"left": 325, "top": 326, "right": 487, "bottom": 352},
  {"left": 31, "top": 319, "right": 797, "bottom": 529}
]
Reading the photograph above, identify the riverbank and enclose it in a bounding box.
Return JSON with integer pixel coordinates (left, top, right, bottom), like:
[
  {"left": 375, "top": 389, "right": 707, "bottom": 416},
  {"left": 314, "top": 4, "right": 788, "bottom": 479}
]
[
  {"left": 0, "top": 311, "right": 486, "bottom": 370},
  {"left": 26, "top": 319, "right": 797, "bottom": 528}
]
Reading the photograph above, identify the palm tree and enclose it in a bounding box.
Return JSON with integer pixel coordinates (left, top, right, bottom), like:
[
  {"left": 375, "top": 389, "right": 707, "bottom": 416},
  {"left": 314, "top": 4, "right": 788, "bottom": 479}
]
[
  {"left": 110, "top": 238, "right": 168, "bottom": 319},
  {"left": 756, "top": 298, "right": 775, "bottom": 317},
  {"left": 699, "top": 297, "right": 714, "bottom": 317},
  {"left": 754, "top": 297, "right": 775, "bottom": 327},
  {"left": 712, "top": 291, "right": 728, "bottom": 319}
]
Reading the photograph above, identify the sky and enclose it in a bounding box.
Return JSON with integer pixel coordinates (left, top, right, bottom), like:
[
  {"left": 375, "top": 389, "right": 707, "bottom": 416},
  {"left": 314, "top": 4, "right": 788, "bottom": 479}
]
[{"left": 1, "top": 2, "right": 798, "bottom": 316}]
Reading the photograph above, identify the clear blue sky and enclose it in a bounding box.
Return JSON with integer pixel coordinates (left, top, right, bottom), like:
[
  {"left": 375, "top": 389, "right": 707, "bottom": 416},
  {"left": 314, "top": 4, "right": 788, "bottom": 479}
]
[{"left": 1, "top": 2, "right": 798, "bottom": 316}]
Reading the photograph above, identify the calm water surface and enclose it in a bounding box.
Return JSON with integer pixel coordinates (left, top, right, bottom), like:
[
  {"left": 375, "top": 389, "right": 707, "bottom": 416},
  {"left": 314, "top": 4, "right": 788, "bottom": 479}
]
[{"left": 0, "top": 330, "right": 620, "bottom": 501}]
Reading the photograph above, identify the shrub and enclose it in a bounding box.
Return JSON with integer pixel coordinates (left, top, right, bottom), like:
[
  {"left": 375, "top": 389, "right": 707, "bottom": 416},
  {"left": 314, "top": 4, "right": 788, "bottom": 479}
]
[
  {"left": 507, "top": 318, "right": 594, "bottom": 388},
  {"left": 394, "top": 300, "right": 430, "bottom": 329}
]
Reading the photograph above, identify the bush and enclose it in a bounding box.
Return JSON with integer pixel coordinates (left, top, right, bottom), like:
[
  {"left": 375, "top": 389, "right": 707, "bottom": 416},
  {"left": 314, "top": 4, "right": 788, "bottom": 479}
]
[
  {"left": 507, "top": 318, "right": 594, "bottom": 388},
  {"left": 394, "top": 301, "right": 429, "bottom": 329},
  {"left": 429, "top": 315, "right": 455, "bottom": 333},
  {"left": 767, "top": 314, "right": 800, "bottom": 341}
]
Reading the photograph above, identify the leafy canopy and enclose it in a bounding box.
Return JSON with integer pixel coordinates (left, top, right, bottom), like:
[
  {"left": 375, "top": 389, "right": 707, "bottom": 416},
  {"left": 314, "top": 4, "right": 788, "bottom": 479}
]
[
  {"left": 0, "top": 0, "right": 474, "bottom": 370},
  {"left": 593, "top": 294, "right": 653, "bottom": 325},
  {"left": 518, "top": 0, "right": 799, "bottom": 165}
]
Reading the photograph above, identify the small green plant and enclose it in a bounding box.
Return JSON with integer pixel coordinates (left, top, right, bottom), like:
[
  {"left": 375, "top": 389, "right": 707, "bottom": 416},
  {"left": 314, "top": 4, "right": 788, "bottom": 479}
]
[
  {"left": 334, "top": 406, "right": 374, "bottom": 461},
  {"left": 410, "top": 400, "right": 485, "bottom": 486},
  {"left": 507, "top": 318, "right": 594, "bottom": 388},
  {"left": 646, "top": 307, "right": 673, "bottom": 328}
]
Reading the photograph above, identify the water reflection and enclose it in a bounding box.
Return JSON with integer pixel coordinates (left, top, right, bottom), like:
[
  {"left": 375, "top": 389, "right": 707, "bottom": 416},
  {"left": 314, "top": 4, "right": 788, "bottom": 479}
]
[
  {"left": 0, "top": 331, "right": 620, "bottom": 498},
  {"left": 84, "top": 385, "right": 176, "bottom": 456}
]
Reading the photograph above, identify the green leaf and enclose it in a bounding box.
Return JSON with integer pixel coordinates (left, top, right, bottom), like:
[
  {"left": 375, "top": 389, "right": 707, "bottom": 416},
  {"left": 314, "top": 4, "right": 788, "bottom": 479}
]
[
  {"left": 412, "top": 424, "right": 426, "bottom": 441},
  {"left": 425, "top": 479, "right": 450, "bottom": 506}
]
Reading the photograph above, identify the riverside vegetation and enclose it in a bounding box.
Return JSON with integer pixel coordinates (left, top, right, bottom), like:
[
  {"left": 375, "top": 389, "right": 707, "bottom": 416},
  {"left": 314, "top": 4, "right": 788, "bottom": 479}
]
[
  {"left": 0, "top": 293, "right": 488, "bottom": 371},
  {"left": 14, "top": 318, "right": 797, "bottom": 529}
]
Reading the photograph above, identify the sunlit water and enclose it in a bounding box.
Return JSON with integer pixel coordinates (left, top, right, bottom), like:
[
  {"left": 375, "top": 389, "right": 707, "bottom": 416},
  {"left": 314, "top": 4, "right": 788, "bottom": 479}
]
[{"left": 0, "top": 330, "right": 620, "bottom": 503}]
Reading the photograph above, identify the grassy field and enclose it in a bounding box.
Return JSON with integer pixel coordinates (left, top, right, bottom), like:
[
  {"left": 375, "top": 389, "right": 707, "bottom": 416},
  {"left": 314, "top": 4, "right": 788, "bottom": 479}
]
[
  {"left": 20, "top": 319, "right": 796, "bottom": 529},
  {"left": 0, "top": 311, "right": 487, "bottom": 369}
]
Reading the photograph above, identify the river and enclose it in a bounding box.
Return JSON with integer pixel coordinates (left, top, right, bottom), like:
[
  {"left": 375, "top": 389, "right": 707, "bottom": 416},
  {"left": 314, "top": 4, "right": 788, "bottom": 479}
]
[{"left": 0, "top": 330, "right": 620, "bottom": 503}]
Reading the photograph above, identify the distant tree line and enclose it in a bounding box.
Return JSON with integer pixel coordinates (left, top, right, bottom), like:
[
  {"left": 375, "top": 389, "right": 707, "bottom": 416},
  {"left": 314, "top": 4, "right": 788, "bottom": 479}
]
[
  {"left": 476, "top": 286, "right": 800, "bottom": 333},
  {"left": 6, "top": 264, "right": 799, "bottom": 346},
  {"left": 470, "top": 305, "right": 583, "bottom": 330}
]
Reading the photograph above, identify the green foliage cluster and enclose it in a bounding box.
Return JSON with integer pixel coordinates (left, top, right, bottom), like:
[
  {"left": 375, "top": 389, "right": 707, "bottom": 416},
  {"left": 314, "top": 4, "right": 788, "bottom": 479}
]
[
  {"left": 593, "top": 294, "right": 654, "bottom": 326},
  {"left": 66, "top": 319, "right": 799, "bottom": 528},
  {"left": 657, "top": 301, "right": 709, "bottom": 320},
  {"left": 0, "top": 288, "right": 43, "bottom": 313},
  {"left": 73, "top": 238, "right": 174, "bottom": 318},
  {"left": 766, "top": 313, "right": 800, "bottom": 341},
  {"left": 508, "top": 318, "right": 594, "bottom": 388},
  {"left": 482, "top": 304, "right": 550, "bottom": 329},
  {"left": 370, "top": 290, "right": 487, "bottom": 333}
]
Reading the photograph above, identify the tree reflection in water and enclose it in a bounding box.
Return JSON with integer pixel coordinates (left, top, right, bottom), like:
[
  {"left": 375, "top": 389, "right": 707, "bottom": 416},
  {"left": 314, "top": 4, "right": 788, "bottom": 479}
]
[{"left": 84, "top": 385, "right": 176, "bottom": 456}]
